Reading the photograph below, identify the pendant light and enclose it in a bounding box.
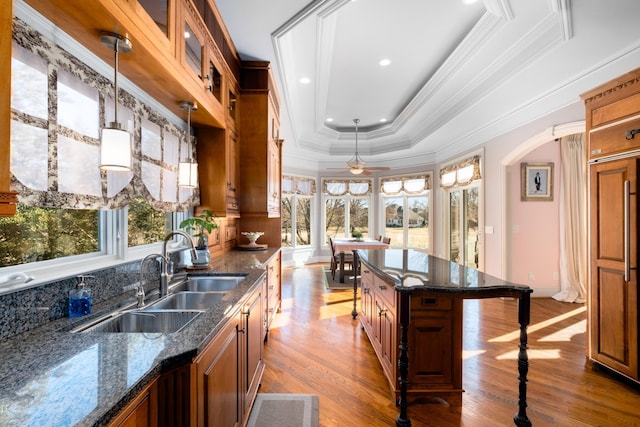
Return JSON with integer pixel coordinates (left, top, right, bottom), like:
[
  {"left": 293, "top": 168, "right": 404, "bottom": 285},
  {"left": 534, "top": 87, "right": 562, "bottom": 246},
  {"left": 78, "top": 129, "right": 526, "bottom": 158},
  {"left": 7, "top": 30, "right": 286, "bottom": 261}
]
[
  {"left": 178, "top": 101, "right": 199, "bottom": 188},
  {"left": 347, "top": 119, "right": 365, "bottom": 175},
  {"left": 99, "top": 31, "right": 133, "bottom": 171}
]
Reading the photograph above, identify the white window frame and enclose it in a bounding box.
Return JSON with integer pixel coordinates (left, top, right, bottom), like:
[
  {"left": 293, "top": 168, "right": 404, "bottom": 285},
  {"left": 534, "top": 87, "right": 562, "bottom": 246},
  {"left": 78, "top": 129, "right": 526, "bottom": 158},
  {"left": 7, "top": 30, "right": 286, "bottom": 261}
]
[{"left": 282, "top": 194, "right": 314, "bottom": 249}]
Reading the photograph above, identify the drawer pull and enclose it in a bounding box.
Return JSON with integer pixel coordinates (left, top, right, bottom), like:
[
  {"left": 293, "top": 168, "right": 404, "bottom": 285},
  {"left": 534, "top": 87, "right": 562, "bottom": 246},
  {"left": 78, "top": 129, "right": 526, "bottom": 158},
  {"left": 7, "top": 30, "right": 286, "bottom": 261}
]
[
  {"left": 626, "top": 129, "right": 640, "bottom": 140},
  {"left": 421, "top": 297, "right": 437, "bottom": 305},
  {"left": 379, "top": 285, "right": 387, "bottom": 290}
]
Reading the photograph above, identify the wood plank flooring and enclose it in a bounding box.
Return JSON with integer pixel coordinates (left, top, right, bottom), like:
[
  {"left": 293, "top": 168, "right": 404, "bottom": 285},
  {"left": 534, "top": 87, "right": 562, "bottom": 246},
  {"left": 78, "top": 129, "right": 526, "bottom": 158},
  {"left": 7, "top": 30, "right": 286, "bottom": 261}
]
[{"left": 259, "top": 264, "right": 640, "bottom": 426}]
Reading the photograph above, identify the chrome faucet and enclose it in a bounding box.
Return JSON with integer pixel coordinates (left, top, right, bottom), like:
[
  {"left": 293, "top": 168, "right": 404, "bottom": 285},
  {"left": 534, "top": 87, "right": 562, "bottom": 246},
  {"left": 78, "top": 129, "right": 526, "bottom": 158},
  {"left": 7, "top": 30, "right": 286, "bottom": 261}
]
[
  {"left": 160, "top": 230, "right": 198, "bottom": 297},
  {"left": 138, "top": 253, "right": 169, "bottom": 308}
]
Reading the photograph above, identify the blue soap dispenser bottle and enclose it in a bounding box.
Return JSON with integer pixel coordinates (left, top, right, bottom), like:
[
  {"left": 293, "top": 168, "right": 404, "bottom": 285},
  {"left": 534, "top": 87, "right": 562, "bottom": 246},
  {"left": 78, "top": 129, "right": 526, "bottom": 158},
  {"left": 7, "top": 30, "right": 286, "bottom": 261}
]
[{"left": 69, "top": 275, "right": 93, "bottom": 317}]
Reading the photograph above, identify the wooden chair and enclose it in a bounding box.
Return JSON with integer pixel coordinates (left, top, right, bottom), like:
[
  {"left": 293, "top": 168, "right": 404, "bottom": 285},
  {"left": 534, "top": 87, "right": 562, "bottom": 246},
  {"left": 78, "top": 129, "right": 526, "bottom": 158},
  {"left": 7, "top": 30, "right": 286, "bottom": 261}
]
[
  {"left": 329, "top": 237, "right": 353, "bottom": 280},
  {"left": 375, "top": 235, "right": 382, "bottom": 241},
  {"left": 382, "top": 236, "right": 391, "bottom": 244}
]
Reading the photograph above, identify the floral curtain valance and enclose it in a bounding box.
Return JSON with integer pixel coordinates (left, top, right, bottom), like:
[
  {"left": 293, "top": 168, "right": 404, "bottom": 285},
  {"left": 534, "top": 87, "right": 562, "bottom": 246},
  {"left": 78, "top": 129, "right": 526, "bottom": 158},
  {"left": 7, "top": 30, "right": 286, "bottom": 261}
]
[
  {"left": 323, "top": 179, "right": 372, "bottom": 196},
  {"left": 439, "top": 155, "right": 482, "bottom": 188},
  {"left": 282, "top": 175, "right": 317, "bottom": 195},
  {"left": 9, "top": 18, "right": 198, "bottom": 212},
  {"left": 380, "top": 174, "right": 431, "bottom": 195}
]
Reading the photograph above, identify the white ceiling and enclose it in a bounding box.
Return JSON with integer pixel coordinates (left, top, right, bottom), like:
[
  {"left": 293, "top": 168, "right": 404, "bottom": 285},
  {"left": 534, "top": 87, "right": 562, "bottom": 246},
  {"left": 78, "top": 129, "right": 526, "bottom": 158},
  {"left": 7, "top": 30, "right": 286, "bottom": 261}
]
[{"left": 217, "top": 0, "right": 640, "bottom": 172}]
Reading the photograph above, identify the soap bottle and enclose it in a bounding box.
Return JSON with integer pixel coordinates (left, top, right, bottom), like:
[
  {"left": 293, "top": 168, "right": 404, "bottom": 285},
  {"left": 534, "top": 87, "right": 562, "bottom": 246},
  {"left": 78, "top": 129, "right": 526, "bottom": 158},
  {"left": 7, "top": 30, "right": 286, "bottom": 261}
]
[{"left": 69, "top": 275, "right": 93, "bottom": 318}]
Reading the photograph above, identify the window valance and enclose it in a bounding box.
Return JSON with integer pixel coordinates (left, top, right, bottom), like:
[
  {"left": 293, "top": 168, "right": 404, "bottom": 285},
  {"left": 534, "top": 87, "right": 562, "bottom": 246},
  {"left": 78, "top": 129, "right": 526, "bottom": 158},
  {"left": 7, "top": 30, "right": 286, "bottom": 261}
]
[
  {"left": 282, "top": 175, "right": 316, "bottom": 195},
  {"left": 323, "top": 179, "right": 371, "bottom": 196},
  {"left": 380, "top": 174, "right": 431, "bottom": 195},
  {"left": 439, "top": 155, "right": 481, "bottom": 188},
  {"left": 10, "top": 18, "right": 198, "bottom": 212}
]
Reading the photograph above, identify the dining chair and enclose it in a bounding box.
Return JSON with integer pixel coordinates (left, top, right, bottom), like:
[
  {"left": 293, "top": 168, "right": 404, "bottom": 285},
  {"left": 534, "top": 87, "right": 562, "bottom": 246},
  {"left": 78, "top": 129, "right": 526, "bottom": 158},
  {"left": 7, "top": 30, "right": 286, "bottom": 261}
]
[
  {"left": 329, "top": 237, "right": 353, "bottom": 280},
  {"left": 375, "top": 235, "right": 382, "bottom": 241},
  {"left": 382, "top": 236, "right": 391, "bottom": 244}
]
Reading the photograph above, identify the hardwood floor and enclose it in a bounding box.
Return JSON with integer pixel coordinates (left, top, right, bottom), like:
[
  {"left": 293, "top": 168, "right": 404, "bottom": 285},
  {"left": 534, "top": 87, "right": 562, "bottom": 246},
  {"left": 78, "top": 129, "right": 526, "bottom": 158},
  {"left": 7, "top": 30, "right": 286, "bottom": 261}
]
[{"left": 260, "top": 264, "right": 640, "bottom": 427}]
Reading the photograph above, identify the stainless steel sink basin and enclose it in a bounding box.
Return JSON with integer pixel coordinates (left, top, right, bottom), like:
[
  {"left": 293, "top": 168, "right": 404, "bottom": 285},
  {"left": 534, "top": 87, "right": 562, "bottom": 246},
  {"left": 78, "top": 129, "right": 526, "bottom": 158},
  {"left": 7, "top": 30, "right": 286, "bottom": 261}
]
[
  {"left": 147, "top": 292, "right": 226, "bottom": 310},
  {"left": 73, "top": 310, "right": 202, "bottom": 333},
  {"left": 171, "top": 276, "right": 246, "bottom": 292}
]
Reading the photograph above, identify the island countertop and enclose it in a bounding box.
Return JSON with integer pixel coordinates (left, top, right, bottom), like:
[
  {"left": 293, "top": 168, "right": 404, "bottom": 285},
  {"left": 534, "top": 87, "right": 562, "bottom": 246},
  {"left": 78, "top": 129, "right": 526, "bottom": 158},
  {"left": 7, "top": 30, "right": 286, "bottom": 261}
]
[
  {"left": 0, "top": 248, "right": 280, "bottom": 427},
  {"left": 357, "top": 248, "right": 533, "bottom": 296}
]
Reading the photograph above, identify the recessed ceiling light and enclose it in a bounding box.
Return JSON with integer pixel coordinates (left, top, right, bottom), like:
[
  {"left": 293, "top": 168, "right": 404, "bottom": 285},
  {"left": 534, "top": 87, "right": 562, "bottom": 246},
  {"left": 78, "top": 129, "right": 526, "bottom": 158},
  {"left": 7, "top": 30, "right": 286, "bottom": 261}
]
[
  {"left": 379, "top": 59, "right": 391, "bottom": 67},
  {"left": 462, "top": 0, "right": 479, "bottom": 4},
  {"left": 326, "top": 118, "right": 334, "bottom": 122},
  {"left": 299, "top": 77, "right": 311, "bottom": 84},
  {"left": 379, "top": 118, "right": 387, "bottom": 123}
]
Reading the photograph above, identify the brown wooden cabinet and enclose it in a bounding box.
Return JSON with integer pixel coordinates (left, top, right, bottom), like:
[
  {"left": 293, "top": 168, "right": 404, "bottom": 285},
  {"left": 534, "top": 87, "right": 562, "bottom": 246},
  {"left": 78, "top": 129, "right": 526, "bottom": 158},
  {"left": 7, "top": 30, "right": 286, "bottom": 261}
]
[
  {"left": 582, "top": 67, "right": 640, "bottom": 384},
  {"left": 197, "top": 127, "right": 240, "bottom": 218},
  {"left": 264, "top": 251, "right": 281, "bottom": 338},
  {"left": 194, "top": 283, "right": 264, "bottom": 427},
  {"left": 108, "top": 379, "right": 158, "bottom": 427},
  {"left": 238, "top": 61, "right": 283, "bottom": 248},
  {"left": 359, "top": 263, "right": 463, "bottom": 405},
  {"left": 589, "top": 158, "right": 638, "bottom": 379}
]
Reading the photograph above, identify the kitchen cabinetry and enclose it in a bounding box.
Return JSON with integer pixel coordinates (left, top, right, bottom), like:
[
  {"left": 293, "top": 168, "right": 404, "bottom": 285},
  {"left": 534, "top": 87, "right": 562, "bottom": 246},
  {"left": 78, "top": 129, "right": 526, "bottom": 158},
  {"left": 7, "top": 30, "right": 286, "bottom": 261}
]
[
  {"left": 359, "top": 261, "right": 463, "bottom": 405},
  {"left": 264, "top": 251, "right": 281, "bottom": 338},
  {"left": 0, "top": 1, "right": 16, "bottom": 217},
  {"left": 582, "top": 68, "right": 640, "bottom": 384},
  {"left": 197, "top": 127, "right": 239, "bottom": 218},
  {"left": 194, "top": 282, "right": 264, "bottom": 427},
  {"left": 108, "top": 379, "right": 158, "bottom": 427},
  {"left": 238, "top": 61, "right": 283, "bottom": 248}
]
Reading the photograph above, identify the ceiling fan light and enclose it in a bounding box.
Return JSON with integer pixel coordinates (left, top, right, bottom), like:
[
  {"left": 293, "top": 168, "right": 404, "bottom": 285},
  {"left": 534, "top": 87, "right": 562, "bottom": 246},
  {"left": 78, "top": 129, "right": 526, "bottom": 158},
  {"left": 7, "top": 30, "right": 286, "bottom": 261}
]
[
  {"left": 349, "top": 166, "right": 365, "bottom": 175},
  {"left": 100, "top": 125, "right": 132, "bottom": 171}
]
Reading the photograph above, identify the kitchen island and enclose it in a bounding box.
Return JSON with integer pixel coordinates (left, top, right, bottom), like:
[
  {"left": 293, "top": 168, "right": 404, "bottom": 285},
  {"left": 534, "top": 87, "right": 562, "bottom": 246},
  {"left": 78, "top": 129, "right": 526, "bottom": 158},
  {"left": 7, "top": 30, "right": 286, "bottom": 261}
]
[
  {"left": 0, "top": 248, "right": 280, "bottom": 427},
  {"left": 354, "top": 249, "right": 533, "bottom": 427}
]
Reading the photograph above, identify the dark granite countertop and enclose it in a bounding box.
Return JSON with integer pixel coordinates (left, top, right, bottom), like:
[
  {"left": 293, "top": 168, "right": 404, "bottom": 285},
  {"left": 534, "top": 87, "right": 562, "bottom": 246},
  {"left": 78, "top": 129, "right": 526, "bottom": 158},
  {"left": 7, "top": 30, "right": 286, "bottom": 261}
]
[
  {"left": 0, "top": 248, "right": 280, "bottom": 427},
  {"left": 357, "top": 249, "right": 532, "bottom": 296}
]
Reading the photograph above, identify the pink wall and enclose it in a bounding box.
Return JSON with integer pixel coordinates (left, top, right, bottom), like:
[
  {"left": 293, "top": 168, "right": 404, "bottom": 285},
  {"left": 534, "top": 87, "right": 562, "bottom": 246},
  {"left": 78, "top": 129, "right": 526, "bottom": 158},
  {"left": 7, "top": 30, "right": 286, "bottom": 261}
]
[{"left": 508, "top": 141, "right": 561, "bottom": 295}]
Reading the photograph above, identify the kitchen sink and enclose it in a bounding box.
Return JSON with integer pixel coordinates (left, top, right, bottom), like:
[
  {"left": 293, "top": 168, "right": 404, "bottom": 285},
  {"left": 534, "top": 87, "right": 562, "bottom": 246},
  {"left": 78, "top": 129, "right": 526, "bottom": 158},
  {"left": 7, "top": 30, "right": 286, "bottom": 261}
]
[
  {"left": 170, "top": 275, "right": 247, "bottom": 292},
  {"left": 73, "top": 310, "right": 202, "bottom": 333},
  {"left": 147, "top": 292, "right": 226, "bottom": 310}
]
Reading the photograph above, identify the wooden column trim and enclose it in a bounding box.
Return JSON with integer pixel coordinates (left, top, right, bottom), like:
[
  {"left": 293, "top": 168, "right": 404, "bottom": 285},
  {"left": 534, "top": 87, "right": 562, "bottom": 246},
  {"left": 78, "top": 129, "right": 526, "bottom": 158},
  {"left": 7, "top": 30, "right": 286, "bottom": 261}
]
[{"left": 0, "top": 1, "right": 16, "bottom": 216}]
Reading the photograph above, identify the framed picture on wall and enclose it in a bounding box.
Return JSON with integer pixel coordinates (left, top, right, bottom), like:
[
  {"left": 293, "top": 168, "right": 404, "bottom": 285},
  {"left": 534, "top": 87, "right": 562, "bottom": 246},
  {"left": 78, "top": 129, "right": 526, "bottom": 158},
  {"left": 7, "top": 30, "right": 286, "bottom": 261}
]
[{"left": 520, "top": 162, "right": 554, "bottom": 201}]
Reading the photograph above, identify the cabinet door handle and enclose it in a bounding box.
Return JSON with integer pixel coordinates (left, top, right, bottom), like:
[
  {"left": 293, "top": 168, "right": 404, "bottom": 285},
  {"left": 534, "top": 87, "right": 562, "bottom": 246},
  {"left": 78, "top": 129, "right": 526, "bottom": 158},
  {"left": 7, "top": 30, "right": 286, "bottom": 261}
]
[
  {"left": 362, "top": 287, "right": 369, "bottom": 294},
  {"left": 379, "top": 285, "right": 387, "bottom": 290},
  {"left": 624, "top": 179, "right": 631, "bottom": 282}
]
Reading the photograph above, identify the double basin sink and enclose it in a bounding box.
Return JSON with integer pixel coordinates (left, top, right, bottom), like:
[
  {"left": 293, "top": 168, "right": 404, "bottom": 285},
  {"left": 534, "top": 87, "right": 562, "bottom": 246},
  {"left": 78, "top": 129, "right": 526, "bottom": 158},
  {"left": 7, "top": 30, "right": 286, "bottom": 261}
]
[{"left": 72, "top": 275, "right": 246, "bottom": 334}]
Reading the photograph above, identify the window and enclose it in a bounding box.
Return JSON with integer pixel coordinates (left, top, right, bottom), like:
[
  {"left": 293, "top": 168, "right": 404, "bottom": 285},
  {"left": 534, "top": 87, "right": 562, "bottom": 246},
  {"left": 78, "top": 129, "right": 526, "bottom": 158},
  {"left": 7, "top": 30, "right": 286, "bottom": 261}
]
[
  {"left": 127, "top": 197, "right": 171, "bottom": 247},
  {"left": 1, "top": 20, "right": 196, "bottom": 280},
  {"left": 440, "top": 155, "right": 482, "bottom": 268},
  {"left": 281, "top": 175, "right": 316, "bottom": 248},
  {"left": 380, "top": 175, "right": 431, "bottom": 250},
  {"left": 0, "top": 205, "right": 100, "bottom": 267},
  {"left": 281, "top": 196, "right": 312, "bottom": 248},
  {"left": 323, "top": 179, "right": 372, "bottom": 242}
]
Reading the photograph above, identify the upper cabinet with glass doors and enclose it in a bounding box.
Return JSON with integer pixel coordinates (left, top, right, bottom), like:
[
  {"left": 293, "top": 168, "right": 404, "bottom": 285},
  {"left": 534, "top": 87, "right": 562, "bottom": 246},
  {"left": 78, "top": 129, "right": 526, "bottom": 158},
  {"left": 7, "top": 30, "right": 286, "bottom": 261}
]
[{"left": 21, "top": 0, "right": 240, "bottom": 130}]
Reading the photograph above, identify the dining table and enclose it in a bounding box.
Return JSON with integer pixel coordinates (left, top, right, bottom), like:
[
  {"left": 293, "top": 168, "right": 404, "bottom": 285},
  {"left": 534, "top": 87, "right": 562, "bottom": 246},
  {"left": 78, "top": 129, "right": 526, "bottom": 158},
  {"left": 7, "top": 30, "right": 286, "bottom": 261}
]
[{"left": 332, "top": 238, "right": 390, "bottom": 283}]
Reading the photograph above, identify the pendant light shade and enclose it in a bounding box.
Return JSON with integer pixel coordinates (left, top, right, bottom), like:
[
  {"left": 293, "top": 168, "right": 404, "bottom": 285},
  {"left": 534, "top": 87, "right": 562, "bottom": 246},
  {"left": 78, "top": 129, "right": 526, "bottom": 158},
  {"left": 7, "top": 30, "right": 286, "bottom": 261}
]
[
  {"left": 100, "top": 126, "right": 132, "bottom": 171},
  {"left": 178, "top": 101, "right": 199, "bottom": 188},
  {"left": 99, "top": 31, "right": 132, "bottom": 171}
]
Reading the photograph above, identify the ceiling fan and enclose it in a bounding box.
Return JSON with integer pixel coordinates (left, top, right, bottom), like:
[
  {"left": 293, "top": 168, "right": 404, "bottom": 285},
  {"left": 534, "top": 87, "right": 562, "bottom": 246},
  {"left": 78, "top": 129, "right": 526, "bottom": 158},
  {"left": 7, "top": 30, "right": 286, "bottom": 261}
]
[{"left": 328, "top": 119, "right": 391, "bottom": 175}]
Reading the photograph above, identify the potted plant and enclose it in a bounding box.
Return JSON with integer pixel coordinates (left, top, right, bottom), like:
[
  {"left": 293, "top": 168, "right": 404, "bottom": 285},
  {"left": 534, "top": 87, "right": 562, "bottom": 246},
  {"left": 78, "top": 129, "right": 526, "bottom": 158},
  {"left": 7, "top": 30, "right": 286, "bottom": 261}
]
[
  {"left": 179, "top": 209, "right": 218, "bottom": 265},
  {"left": 351, "top": 230, "right": 363, "bottom": 240}
]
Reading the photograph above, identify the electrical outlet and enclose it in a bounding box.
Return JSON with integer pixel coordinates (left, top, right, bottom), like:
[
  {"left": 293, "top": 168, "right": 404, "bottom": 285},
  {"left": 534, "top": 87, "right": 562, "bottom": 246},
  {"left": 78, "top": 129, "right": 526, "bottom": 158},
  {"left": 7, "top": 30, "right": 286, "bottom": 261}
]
[
  {"left": 528, "top": 272, "right": 535, "bottom": 281},
  {"left": 553, "top": 272, "right": 559, "bottom": 280}
]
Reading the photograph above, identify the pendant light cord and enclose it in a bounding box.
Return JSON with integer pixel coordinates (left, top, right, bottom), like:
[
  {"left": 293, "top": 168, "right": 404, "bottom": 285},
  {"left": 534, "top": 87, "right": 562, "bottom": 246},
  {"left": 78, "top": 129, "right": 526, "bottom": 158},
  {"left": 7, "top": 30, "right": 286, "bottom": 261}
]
[{"left": 113, "top": 39, "right": 119, "bottom": 126}]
